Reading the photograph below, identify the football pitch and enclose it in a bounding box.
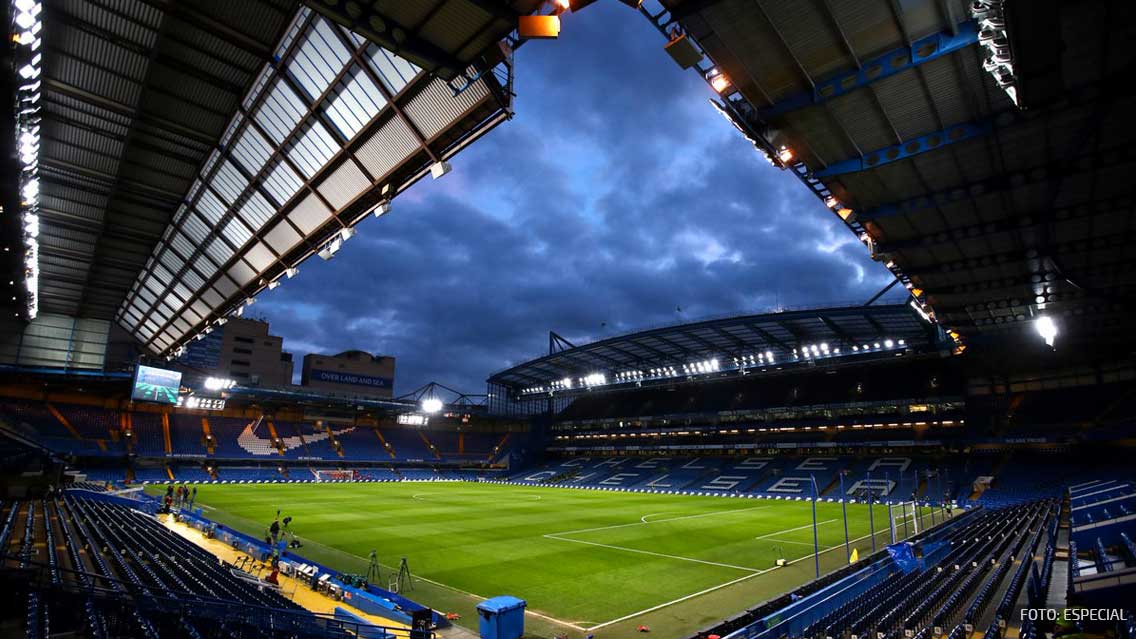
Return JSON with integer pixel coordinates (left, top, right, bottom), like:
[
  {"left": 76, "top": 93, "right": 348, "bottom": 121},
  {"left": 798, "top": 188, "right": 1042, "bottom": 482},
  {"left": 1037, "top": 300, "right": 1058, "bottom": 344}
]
[{"left": 183, "top": 482, "right": 931, "bottom": 639}]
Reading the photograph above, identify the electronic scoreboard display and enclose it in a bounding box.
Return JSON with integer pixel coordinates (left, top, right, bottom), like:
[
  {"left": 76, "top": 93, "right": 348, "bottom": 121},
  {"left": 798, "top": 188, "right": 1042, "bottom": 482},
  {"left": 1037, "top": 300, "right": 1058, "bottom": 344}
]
[{"left": 130, "top": 365, "right": 183, "bottom": 405}]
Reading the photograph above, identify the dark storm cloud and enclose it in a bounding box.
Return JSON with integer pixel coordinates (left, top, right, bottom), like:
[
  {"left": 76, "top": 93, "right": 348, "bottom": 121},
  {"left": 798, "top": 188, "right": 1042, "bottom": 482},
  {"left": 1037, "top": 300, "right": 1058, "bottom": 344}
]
[{"left": 253, "top": 3, "right": 903, "bottom": 394}]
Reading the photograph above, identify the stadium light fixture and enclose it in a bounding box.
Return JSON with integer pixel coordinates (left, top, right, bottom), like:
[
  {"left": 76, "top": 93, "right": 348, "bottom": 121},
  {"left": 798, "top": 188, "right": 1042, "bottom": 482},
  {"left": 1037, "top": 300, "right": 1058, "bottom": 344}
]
[
  {"left": 518, "top": 15, "right": 561, "bottom": 40},
  {"left": 777, "top": 147, "right": 794, "bottom": 163},
  {"left": 430, "top": 161, "right": 452, "bottom": 179},
  {"left": 421, "top": 398, "right": 443, "bottom": 414},
  {"left": 709, "top": 72, "right": 731, "bottom": 93},
  {"left": 12, "top": 0, "right": 42, "bottom": 321},
  {"left": 204, "top": 377, "right": 236, "bottom": 391},
  {"left": 372, "top": 200, "right": 392, "bottom": 218},
  {"left": 1035, "top": 316, "right": 1058, "bottom": 347},
  {"left": 285, "top": 267, "right": 299, "bottom": 279}
]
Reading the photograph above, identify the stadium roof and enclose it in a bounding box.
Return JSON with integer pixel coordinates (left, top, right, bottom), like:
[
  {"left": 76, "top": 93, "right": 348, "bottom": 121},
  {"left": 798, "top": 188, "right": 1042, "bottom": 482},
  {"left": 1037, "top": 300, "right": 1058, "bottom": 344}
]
[
  {"left": 488, "top": 303, "right": 944, "bottom": 393},
  {"left": 21, "top": 0, "right": 535, "bottom": 356},
  {"left": 650, "top": 0, "right": 1136, "bottom": 350}
]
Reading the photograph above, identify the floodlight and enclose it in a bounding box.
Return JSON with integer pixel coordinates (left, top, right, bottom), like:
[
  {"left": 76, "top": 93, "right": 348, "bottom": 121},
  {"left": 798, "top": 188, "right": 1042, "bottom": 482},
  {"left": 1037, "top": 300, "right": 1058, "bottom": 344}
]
[
  {"left": 430, "top": 160, "right": 453, "bottom": 179},
  {"left": 1035, "top": 316, "right": 1057, "bottom": 347},
  {"left": 518, "top": 15, "right": 560, "bottom": 39},
  {"left": 372, "top": 200, "right": 391, "bottom": 217},
  {"left": 884, "top": 339, "right": 894, "bottom": 348},
  {"left": 421, "top": 398, "right": 443, "bottom": 414},
  {"left": 709, "top": 73, "right": 730, "bottom": 93},
  {"left": 777, "top": 147, "right": 793, "bottom": 163},
  {"left": 285, "top": 267, "right": 299, "bottom": 278}
]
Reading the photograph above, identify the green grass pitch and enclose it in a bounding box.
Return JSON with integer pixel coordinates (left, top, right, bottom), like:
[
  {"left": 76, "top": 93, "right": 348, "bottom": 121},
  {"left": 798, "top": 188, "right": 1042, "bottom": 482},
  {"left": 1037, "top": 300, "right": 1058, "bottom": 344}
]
[{"left": 175, "top": 482, "right": 929, "bottom": 639}]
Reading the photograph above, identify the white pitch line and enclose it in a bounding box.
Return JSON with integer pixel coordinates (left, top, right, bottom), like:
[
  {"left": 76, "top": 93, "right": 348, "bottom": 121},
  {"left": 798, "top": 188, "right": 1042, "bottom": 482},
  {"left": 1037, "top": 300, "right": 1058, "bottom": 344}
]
[
  {"left": 327, "top": 546, "right": 589, "bottom": 632},
  {"left": 762, "top": 538, "right": 836, "bottom": 548},
  {"left": 584, "top": 527, "right": 890, "bottom": 631},
  {"left": 640, "top": 512, "right": 676, "bottom": 523},
  {"left": 543, "top": 534, "right": 763, "bottom": 572},
  {"left": 753, "top": 518, "right": 838, "bottom": 540},
  {"left": 584, "top": 570, "right": 770, "bottom": 630},
  {"left": 551, "top": 505, "right": 774, "bottom": 536}
]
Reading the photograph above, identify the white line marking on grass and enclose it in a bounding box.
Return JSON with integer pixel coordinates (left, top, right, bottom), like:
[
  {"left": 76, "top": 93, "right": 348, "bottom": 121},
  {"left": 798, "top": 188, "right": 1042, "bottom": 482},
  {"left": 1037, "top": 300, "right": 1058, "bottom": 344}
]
[
  {"left": 584, "top": 527, "right": 887, "bottom": 631},
  {"left": 763, "top": 538, "right": 836, "bottom": 548},
  {"left": 411, "top": 493, "right": 432, "bottom": 501},
  {"left": 753, "top": 518, "right": 838, "bottom": 540},
  {"left": 320, "top": 545, "right": 589, "bottom": 632},
  {"left": 584, "top": 570, "right": 770, "bottom": 630},
  {"left": 640, "top": 512, "right": 675, "bottom": 523},
  {"left": 553, "top": 505, "right": 774, "bottom": 536},
  {"left": 543, "top": 534, "right": 763, "bottom": 573}
]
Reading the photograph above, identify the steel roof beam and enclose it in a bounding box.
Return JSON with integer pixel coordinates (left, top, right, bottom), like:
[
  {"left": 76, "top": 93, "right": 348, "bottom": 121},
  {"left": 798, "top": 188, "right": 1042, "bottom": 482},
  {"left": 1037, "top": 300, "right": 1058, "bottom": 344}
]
[
  {"left": 817, "top": 313, "right": 855, "bottom": 344},
  {"left": 852, "top": 146, "right": 1136, "bottom": 223},
  {"left": 745, "top": 323, "right": 792, "bottom": 351},
  {"left": 757, "top": 20, "right": 978, "bottom": 120},
  {"left": 303, "top": 0, "right": 473, "bottom": 81},
  {"left": 868, "top": 194, "right": 1131, "bottom": 254},
  {"left": 44, "top": 79, "right": 218, "bottom": 145},
  {"left": 626, "top": 337, "right": 688, "bottom": 365},
  {"left": 812, "top": 119, "right": 992, "bottom": 178},
  {"left": 862, "top": 313, "right": 889, "bottom": 337},
  {"left": 678, "top": 328, "right": 725, "bottom": 355},
  {"left": 646, "top": 333, "right": 698, "bottom": 359}
]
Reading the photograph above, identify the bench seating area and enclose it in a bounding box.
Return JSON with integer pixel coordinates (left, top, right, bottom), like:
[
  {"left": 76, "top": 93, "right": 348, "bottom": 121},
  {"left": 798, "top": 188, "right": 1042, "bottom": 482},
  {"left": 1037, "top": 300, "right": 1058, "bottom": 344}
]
[{"left": 0, "top": 494, "right": 360, "bottom": 638}]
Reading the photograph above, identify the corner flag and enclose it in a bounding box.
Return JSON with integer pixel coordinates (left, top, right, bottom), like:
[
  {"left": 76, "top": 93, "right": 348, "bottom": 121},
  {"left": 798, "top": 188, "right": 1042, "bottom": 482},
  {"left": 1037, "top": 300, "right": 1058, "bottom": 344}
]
[{"left": 849, "top": 548, "right": 859, "bottom": 564}]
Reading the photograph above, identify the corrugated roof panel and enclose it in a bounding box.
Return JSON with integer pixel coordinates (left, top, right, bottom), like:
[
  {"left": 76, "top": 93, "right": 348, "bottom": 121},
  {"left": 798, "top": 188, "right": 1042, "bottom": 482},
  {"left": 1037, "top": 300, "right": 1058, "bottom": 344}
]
[
  {"left": 262, "top": 159, "right": 304, "bottom": 205},
  {"left": 404, "top": 74, "right": 489, "bottom": 138},
  {"left": 237, "top": 191, "right": 276, "bottom": 230},
  {"left": 286, "top": 192, "right": 332, "bottom": 234},
  {"left": 355, "top": 116, "right": 419, "bottom": 179},
  {"left": 825, "top": 0, "right": 903, "bottom": 60},
  {"left": 222, "top": 217, "right": 254, "bottom": 249},
  {"left": 204, "top": 236, "right": 235, "bottom": 266},
  {"left": 243, "top": 241, "right": 276, "bottom": 272},
  {"left": 316, "top": 160, "right": 369, "bottom": 210}
]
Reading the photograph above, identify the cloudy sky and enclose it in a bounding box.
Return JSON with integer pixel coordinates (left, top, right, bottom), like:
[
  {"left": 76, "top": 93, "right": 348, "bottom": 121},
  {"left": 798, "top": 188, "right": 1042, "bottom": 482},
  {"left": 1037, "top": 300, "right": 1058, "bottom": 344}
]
[{"left": 250, "top": 3, "right": 903, "bottom": 395}]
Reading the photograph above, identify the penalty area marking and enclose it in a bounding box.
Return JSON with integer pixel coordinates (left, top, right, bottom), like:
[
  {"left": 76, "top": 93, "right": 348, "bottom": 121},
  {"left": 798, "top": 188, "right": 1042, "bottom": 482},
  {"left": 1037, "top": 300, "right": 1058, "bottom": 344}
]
[
  {"left": 543, "top": 533, "right": 764, "bottom": 573},
  {"left": 552, "top": 504, "right": 774, "bottom": 537},
  {"left": 640, "top": 512, "right": 676, "bottom": 523},
  {"left": 753, "top": 518, "right": 838, "bottom": 540},
  {"left": 583, "top": 527, "right": 887, "bottom": 631}
]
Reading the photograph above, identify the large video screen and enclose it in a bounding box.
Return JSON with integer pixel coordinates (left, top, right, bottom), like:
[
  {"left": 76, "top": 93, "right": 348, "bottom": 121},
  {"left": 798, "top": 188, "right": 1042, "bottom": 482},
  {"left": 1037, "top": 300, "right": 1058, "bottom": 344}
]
[{"left": 131, "top": 365, "right": 183, "bottom": 404}]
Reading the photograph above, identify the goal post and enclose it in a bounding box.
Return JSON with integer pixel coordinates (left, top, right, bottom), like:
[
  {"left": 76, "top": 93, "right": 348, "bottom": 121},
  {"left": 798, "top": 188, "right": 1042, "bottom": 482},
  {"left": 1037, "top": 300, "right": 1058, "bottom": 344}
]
[
  {"left": 313, "top": 469, "right": 357, "bottom": 482},
  {"left": 889, "top": 501, "right": 924, "bottom": 542}
]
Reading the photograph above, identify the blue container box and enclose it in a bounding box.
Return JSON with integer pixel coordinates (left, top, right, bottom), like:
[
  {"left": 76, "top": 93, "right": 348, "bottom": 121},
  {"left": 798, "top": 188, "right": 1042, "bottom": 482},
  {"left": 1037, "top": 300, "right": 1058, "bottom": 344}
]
[{"left": 477, "top": 596, "right": 526, "bottom": 639}]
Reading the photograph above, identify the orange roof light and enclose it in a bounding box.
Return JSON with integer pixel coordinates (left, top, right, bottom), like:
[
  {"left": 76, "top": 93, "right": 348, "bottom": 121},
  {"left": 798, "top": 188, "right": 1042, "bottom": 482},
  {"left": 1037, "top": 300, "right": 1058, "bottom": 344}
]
[{"left": 710, "top": 73, "right": 731, "bottom": 93}]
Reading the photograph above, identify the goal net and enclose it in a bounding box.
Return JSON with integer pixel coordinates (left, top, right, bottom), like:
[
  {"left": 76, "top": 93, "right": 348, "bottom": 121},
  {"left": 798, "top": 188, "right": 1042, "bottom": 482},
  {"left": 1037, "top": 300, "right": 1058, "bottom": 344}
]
[{"left": 313, "top": 469, "right": 357, "bottom": 482}]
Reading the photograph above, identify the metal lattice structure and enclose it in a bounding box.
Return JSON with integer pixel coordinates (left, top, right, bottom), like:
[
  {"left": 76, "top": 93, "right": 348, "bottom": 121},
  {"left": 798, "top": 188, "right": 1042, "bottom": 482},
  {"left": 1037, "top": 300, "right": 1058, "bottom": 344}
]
[
  {"left": 645, "top": 0, "right": 1136, "bottom": 353},
  {"left": 16, "top": 0, "right": 531, "bottom": 359}
]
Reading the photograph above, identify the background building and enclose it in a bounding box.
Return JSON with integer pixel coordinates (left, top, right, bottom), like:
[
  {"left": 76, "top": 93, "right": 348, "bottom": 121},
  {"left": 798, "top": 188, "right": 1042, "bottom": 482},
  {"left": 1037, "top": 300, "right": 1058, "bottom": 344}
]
[
  {"left": 181, "top": 318, "right": 293, "bottom": 387},
  {"left": 301, "top": 350, "right": 396, "bottom": 398}
]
